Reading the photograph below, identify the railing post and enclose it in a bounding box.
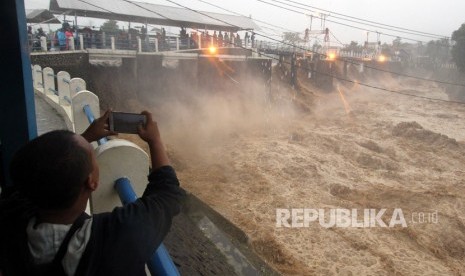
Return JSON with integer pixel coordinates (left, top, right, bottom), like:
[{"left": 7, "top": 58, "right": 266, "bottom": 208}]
[
  {"left": 57, "top": 71, "right": 71, "bottom": 106},
  {"left": 72, "top": 90, "right": 100, "bottom": 137},
  {"left": 155, "top": 38, "right": 159, "bottom": 52},
  {"left": 115, "top": 178, "right": 180, "bottom": 276},
  {"left": 198, "top": 33, "right": 201, "bottom": 49},
  {"left": 102, "top": 32, "right": 106, "bottom": 48},
  {"left": 43, "top": 67, "right": 55, "bottom": 97},
  {"left": 69, "top": 78, "right": 86, "bottom": 98},
  {"left": 137, "top": 36, "right": 142, "bottom": 52},
  {"left": 40, "top": 36, "right": 47, "bottom": 51},
  {"left": 33, "top": 65, "right": 43, "bottom": 90},
  {"left": 80, "top": 34, "right": 84, "bottom": 50},
  {"left": 69, "top": 37, "right": 75, "bottom": 51},
  {"left": 111, "top": 36, "right": 115, "bottom": 51}
]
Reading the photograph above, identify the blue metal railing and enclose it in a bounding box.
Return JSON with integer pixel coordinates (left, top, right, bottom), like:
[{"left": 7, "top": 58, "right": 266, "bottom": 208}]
[
  {"left": 83, "top": 104, "right": 108, "bottom": 145},
  {"left": 115, "top": 178, "right": 180, "bottom": 276}
]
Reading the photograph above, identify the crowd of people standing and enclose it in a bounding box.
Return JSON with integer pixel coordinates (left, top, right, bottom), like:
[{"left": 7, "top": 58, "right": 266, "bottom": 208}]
[
  {"left": 27, "top": 22, "right": 258, "bottom": 52},
  {"left": 186, "top": 29, "right": 256, "bottom": 49}
]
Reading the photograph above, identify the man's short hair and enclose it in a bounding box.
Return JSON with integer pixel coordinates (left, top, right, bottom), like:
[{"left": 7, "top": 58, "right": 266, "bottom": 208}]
[{"left": 9, "top": 130, "right": 92, "bottom": 210}]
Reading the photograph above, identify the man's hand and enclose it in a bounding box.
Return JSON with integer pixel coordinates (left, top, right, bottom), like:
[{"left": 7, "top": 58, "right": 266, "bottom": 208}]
[
  {"left": 137, "top": 111, "right": 170, "bottom": 168},
  {"left": 81, "top": 110, "right": 117, "bottom": 143},
  {"left": 137, "top": 111, "right": 161, "bottom": 144}
]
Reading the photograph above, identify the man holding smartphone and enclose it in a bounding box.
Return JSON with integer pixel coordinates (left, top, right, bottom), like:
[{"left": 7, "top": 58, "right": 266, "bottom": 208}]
[{"left": 0, "top": 110, "right": 185, "bottom": 275}]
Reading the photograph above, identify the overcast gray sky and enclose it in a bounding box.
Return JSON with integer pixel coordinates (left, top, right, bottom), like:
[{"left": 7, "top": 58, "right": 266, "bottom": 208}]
[{"left": 25, "top": 0, "right": 465, "bottom": 45}]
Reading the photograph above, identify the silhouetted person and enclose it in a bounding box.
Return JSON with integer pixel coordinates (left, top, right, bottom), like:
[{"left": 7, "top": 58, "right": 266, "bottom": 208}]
[
  {"left": 218, "top": 31, "right": 223, "bottom": 47},
  {"left": 251, "top": 32, "right": 256, "bottom": 48},
  {"left": 224, "top": 32, "right": 229, "bottom": 47},
  {"left": 0, "top": 110, "right": 185, "bottom": 275},
  {"left": 56, "top": 28, "right": 66, "bottom": 51},
  {"left": 235, "top": 33, "right": 241, "bottom": 47},
  {"left": 213, "top": 30, "right": 218, "bottom": 46},
  {"left": 65, "top": 27, "right": 73, "bottom": 50}
]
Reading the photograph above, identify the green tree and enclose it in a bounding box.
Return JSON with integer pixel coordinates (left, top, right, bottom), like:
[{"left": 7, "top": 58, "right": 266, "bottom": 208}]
[
  {"left": 393, "top": 37, "right": 402, "bottom": 48},
  {"left": 282, "top": 32, "right": 303, "bottom": 44},
  {"left": 452, "top": 24, "right": 465, "bottom": 71},
  {"left": 100, "top": 19, "right": 119, "bottom": 34},
  {"left": 342, "top": 41, "right": 362, "bottom": 52}
]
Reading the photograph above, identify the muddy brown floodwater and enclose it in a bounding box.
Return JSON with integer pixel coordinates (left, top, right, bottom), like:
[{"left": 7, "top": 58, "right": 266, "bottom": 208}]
[{"left": 113, "top": 65, "right": 465, "bottom": 275}]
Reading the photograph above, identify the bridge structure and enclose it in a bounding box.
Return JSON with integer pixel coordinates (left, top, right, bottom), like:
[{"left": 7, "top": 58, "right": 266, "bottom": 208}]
[
  {"left": 28, "top": 28, "right": 400, "bottom": 110},
  {"left": 30, "top": 27, "right": 383, "bottom": 61}
]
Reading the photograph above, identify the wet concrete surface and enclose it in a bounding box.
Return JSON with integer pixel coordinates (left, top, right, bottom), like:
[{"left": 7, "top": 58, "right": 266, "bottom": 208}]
[{"left": 34, "top": 95, "right": 68, "bottom": 135}]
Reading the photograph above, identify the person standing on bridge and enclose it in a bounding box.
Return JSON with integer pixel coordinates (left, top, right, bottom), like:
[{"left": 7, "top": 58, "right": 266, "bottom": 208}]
[
  {"left": 235, "top": 33, "right": 241, "bottom": 47},
  {"left": 0, "top": 110, "right": 185, "bottom": 275},
  {"left": 224, "top": 32, "right": 229, "bottom": 47},
  {"left": 251, "top": 32, "right": 256, "bottom": 48},
  {"left": 65, "top": 27, "right": 74, "bottom": 50},
  {"left": 56, "top": 28, "right": 66, "bottom": 51},
  {"left": 218, "top": 31, "right": 223, "bottom": 47},
  {"left": 213, "top": 31, "right": 218, "bottom": 47}
]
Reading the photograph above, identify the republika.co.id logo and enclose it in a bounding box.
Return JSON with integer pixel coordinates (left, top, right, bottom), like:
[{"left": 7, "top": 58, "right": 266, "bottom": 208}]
[{"left": 276, "top": 208, "right": 438, "bottom": 228}]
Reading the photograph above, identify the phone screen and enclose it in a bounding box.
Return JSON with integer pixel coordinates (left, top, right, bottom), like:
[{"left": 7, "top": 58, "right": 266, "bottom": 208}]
[{"left": 110, "top": 112, "right": 147, "bottom": 134}]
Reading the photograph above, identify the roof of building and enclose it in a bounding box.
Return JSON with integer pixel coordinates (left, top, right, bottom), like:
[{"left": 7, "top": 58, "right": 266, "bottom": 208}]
[
  {"left": 49, "top": 0, "right": 260, "bottom": 32},
  {"left": 26, "top": 9, "right": 61, "bottom": 24}
]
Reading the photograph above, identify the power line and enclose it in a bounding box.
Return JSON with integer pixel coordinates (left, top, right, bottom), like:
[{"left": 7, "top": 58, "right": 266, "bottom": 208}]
[
  {"left": 195, "top": 0, "right": 339, "bottom": 47},
  {"left": 196, "top": 0, "right": 299, "bottom": 33},
  {"left": 281, "top": 0, "right": 448, "bottom": 39},
  {"left": 257, "top": 0, "right": 451, "bottom": 46},
  {"left": 330, "top": 31, "right": 345, "bottom": 47}
]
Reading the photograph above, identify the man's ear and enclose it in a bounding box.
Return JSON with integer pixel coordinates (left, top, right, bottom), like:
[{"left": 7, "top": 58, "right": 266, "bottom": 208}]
[{"left": 85, "top": 174, "right": 98, "bottom": 191}]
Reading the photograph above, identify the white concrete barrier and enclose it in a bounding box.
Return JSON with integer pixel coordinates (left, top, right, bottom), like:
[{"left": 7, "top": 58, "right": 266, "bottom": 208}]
[
  {"left": 43, "top": 67, "right": 55, "bottom": 97},
  {"left": 33, "top": 65, "right": 43, "bottom": 93},
  {"left": 92, "top": 139, "right": 149, "bottom": 213},
  {"left": 79, "top": 34, "right": 84, "bottom": 50},
  {"left": 68, "top": 37, "right": 75, "bottom": 51},
  {"left": 57, "top": 71, "right": 71, "bottom": 106},
  {"left": 72, "top": 90, "right": 99, "bottom": 136},
  {"left": 31, "top": 66, "right": 73, "bottom": 130},
  {"left": 69, "top": 78, "right": 86, "bottom": 98},
  {"left": 40, "top": 36, "right": 47, "bottom": 51}
]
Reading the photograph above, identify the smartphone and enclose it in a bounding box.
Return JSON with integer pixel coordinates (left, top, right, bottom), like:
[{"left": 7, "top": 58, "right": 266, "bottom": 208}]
[{"left": 109, "top": 112, "right": 147, "bottom": 134}]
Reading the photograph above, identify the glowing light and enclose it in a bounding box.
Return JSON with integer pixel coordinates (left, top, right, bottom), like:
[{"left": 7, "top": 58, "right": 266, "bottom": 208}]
[
  {"left": 378, "top": 55, "right": 386, "bottom": 62},
  {"left": 327, "top": 52, "right": 336, "bottom": 60},
  {"left": 209, "top": 46, "right": 217, "bottom": 54}
]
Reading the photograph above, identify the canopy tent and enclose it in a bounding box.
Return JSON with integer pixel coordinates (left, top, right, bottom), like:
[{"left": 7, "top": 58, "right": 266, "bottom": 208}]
[
  {"left": 26, "top": 9, "right": 61, "bottom": 24},
  {"left": 49, "top": 0, "right": 260, "bottom": 32}
]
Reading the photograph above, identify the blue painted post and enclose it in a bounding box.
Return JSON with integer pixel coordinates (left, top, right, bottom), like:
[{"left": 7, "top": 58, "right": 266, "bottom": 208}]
[
  {"left": 0, "top": 0, "right": 38, "bottom": 187},
  {"left": 83, "top": 104, "right": 107, "bottom": 145},
  {"left": 115, "top": 178, "right": 180, "bottom": 276}
]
